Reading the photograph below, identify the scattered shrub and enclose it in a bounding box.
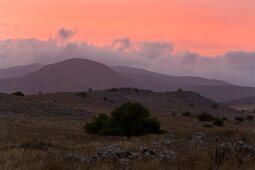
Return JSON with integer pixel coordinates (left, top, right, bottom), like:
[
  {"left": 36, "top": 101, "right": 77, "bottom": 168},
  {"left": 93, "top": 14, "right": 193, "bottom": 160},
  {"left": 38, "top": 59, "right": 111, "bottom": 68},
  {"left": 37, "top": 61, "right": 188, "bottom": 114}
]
[
  {"left": 241, "top": 110, "right": 246, "bottom": 113},
  {"left": 84, "top": 102, "right": 162, "bottom": 138},
  {"left": 213, "top": 117, "right": 224, "bottom": 127},
  {"left": 222, "top": 117, "right": 229, "bottom": 121},
  {"left": 203, "top": 124, "right": 213, "bottom": 128},
  {"left": 198, "top": 112, "right": 214, "bottom": 121},
  {"left": 102, "top": 96, "right": 107, "bottom": 101},
  {"left": 246, "top": 115, "right": 254, "bottom": 121},
  {"left": 88, "top": 88, "right": 93, "bottom": 92},
  {"left": 182, "top": 112, "right": 192, "bottom": 116},
  {"left": 172, "top": 112, "right": 176, "bottom": 116},
  {"left": 134, "top": 88, "right": 140, "bottom": 93},
  {"left": 108, "top": 88, "right": 118, "bottom": 92},
  {"left": 178, "top": 88, "right": 183, "bottom": 92},
  {"left": 211, "top": 104, "right": 219, "bottom": 109},
  {"left": 235, "top": 117, "right": 244, "bottom": 122},
  {"left": 77, "top": 92, "right": 87, "bottom": 98},
  {"left": 11, "top": 91, "right": 25, "bottom": 97}
]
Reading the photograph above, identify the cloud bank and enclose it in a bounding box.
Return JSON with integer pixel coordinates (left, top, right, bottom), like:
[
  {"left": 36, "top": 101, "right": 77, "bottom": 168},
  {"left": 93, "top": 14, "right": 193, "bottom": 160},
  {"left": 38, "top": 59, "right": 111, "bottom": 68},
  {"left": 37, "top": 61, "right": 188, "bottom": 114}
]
[{"left": 0, "top": 28, "right": 255, "bottom": 86}]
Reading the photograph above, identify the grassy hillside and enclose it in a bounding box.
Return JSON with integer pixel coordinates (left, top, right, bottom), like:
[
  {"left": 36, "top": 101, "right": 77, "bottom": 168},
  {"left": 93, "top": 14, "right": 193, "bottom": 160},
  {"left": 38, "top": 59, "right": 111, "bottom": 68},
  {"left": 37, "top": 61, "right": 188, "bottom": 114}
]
[{"left": 1, "top": 88, "right": 255, "bottom": 170}]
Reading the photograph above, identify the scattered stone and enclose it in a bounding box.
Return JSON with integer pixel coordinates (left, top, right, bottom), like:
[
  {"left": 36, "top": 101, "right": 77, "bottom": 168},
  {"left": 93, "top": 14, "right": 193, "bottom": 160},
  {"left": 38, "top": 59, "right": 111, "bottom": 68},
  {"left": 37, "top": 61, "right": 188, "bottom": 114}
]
[
  {"left": 139, "top": 147, "right": 158, "bottom": 158},
  {"left": 190, "top": 132, "right": 206, "bottom": 144},
  {"left": 95, "top": 144, "right": 122, "bottom": 159},
  {"left": 158, "top": 151, "right": 176, "bottom": 162}
]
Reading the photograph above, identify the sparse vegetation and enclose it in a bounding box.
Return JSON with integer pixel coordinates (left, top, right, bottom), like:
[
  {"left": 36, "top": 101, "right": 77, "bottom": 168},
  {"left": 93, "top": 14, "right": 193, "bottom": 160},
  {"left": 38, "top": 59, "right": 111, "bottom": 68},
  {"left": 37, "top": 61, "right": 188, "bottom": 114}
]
[
  {"left": 182, "top": 112, "right": 192, "bottom": 116},
  {"left": 213, "top": 117, "right": 224, "bottom": 127},
  {"left": 77, "top": 92, "right": 87, "bottom": 98},
  {"left": 235, "top": 117, "right": 245, "bottom": 122},
  {"left": 246, "top": 115, "right": 254, "bottom": 121},
  {"left": 85, "top": 102, "right": 162, "bottom": 138},
  {"left": 108, "top": 88, "right": 118, "bottom": 92},
  {"left": 222, "top": 117, "right": 229, "bottom": 121},
  {"left": 11, "top": 91, "right": 25, "bottom": 96},
  {"left": 178, "top": 88, "right": 183, "bottom": 92},
  {"left": 211, "top": 103, "right": 219, "bottom": 109},
  {"left": 198, "top": 112, "right": 214, "bottom": 121},
  {"left": 203, "top": 124, "right": 213, "bottom": 128}
]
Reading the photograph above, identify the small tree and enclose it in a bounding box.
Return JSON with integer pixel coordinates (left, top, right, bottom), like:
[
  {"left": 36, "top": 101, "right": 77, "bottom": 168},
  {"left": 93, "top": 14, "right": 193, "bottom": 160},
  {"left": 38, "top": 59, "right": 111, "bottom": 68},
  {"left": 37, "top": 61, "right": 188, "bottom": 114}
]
[
  {"left": 85, "top": 114, "right": 109, "bottom": 134},
  {"left": 84, "top": 102, "right": 162, "bottom": 138}
]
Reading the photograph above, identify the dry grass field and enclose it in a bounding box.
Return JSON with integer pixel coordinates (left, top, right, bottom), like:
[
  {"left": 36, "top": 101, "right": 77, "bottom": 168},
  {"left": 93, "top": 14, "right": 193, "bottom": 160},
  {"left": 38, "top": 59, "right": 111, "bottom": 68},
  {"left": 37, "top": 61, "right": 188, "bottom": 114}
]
[{"left": 1, "top": 89, "right": 255, "bottom": 170}]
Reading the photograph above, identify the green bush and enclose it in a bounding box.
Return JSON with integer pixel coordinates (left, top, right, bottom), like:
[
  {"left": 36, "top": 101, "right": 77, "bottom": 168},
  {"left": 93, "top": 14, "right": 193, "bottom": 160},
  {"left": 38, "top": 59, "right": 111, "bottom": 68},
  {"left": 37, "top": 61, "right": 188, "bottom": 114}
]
[
  {"left": 84, "top": 102, "right": 162, "bottom": 138},
  {"left": 213, "top": 117, "right": 224, "bottom": 127},
  {"left": 84, "top": 114, "right": 109, "bottom": 134},
  {"left": 235, "top": 117, "right": 244, "bottom": 122},
  {"left": 198, "top": 112, "right": 214, "bottom": 121},
  {"left": 246, "top": 115, "right": 254, "bottom": 121}
]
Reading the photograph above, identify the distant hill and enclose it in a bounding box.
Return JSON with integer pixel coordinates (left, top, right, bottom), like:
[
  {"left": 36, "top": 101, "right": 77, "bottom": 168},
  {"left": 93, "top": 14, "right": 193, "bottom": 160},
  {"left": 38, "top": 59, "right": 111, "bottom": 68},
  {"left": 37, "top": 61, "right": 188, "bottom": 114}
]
[
  {"left": 111, "top": 66, "right": 231, "bottom": 91},
  {"left": 223, "top": 96, "right": 255, "bottom": 112},
  {"left": 27, "top": 88, "right": 236, "bottom": 116},
  {"left": 0, "top": 58, "right": 131, "bottom": 94},
  {"left": 1, "top": 58, "right": 255, "bottom": 102},
  {"left": 186, "top": 85, "right": 255, "bottom": 102},
  {"left": 0, "top": 63, "right": 44, "bottom": 79}
]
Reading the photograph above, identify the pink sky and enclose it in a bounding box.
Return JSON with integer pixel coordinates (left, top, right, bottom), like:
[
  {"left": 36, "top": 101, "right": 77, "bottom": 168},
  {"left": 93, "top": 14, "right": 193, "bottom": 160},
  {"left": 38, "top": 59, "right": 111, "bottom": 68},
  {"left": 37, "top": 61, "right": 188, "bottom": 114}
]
[{"left": 1, "top": 0, "right": 255, "bottom": 55}]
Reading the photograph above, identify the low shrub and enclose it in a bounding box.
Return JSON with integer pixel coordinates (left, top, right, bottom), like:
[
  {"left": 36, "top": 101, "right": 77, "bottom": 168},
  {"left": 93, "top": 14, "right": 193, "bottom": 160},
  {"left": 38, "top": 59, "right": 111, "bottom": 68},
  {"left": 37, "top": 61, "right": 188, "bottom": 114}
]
[
  {"left": 211, "top": 104, "right": 219, "bottom": 109},
  {"left": 203, "top": 124, "right": 213, "bottom": 128},
  {"left": 235, "top": 117, "right": 244, "bottom": 122},
  {"left": 182, "top": 112, "right": 192, "bottom": 116},
  {"left": 246, "top": 115, "right": 254, "bottom": 121},
  {"left": 222, "top": 117, "right": 229, "bottom": 121},
  {"left": 108, "top": 88, "right": 118, "bottom": 92},
  {"left": 11, "top": 91, "right": 25, "bottom": 97},
  {"left": 198, "top": 112, "right": 214, "bottom": 121},
  {"left": 77, "top": 92, "right": 87, "bottom": 98},
  {"left": 213, "top": 117, "right": 224, "bottom": 127}
]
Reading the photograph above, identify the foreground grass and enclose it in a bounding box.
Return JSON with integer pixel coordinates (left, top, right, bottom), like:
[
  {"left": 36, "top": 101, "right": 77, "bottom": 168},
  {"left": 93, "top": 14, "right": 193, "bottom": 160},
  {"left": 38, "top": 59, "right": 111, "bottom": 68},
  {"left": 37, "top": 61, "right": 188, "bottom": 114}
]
[{"left": 0, "top": 113, "right": 255, "bottom": 170}]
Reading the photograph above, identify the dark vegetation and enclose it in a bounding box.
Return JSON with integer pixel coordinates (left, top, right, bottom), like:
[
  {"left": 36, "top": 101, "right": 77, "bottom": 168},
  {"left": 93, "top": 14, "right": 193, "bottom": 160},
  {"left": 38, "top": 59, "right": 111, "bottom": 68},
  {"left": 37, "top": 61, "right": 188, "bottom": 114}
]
[
  {"left": 85, "top": 102, "right": 162, "bottom": 138},
  {"left": 211, "top": 103, "right": 219, "bottom": 109},
  {"left": 246, "top": 115, "right": 254, "bottom": 121},
  {"left": 11, "top": 91, "right": 25, "bottom": 97},
  {"left": 182, "top": 112, "right": 192, "bottom": 116},
  {"left": 235, "top": 117, "right": 245, "bottom": 122},
  {"left": 198, "top": 112, "right": 214, "bottom": 121},
  {"left": 213, "top": 117, "right": 224, "bottom": 127}
]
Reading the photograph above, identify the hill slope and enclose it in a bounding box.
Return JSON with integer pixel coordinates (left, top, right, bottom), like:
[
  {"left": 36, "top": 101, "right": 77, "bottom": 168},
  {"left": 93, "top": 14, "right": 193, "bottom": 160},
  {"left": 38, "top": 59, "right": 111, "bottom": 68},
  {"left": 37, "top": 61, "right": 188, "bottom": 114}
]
[
  {"left": 0, "top": 63, "right": 44, "bottom": 79},
  {"left": 0, "top": 59, "right": 131, "bottom": 94},
  {"left": 187, "top": 85, "right": 255, "bottom": 102},
  {"left": 27, "top": 88, "right": 237, "bottom": 116}
]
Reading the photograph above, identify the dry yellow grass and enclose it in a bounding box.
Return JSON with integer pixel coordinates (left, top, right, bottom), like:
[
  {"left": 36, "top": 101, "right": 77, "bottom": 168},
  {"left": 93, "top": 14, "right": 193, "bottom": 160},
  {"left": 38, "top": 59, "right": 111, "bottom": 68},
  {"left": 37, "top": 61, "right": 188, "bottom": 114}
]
[{"left": 1, "top": 112, "right": 255, "bottom": 170}]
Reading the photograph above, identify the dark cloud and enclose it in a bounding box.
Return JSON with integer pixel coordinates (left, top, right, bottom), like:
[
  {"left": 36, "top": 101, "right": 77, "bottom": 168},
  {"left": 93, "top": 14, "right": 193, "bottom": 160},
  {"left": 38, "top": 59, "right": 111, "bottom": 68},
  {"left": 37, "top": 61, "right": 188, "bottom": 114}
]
[
  {"left": 56, "top": 28, "right": 75, "bottom": 42},
  {"left": 111, "top": 38, "right": 131, "bottom": 51},
  {"left": 0, "top": 30, "right": 255, "bottom": 86}
]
